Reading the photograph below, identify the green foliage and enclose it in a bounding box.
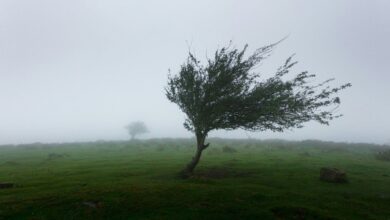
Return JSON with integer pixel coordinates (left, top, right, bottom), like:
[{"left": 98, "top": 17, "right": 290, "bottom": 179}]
[
  {"left": 166, "top": 42, "right": 351, "bottom": 135},
  {"left": 125, "top": 121, "right": 149, "bottom": 139}
]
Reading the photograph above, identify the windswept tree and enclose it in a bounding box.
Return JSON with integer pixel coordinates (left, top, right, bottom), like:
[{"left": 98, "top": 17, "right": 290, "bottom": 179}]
[
  {"left": 166, "top": 41, "right": 351, "bottom": 177},
  {"left": 126, "top": 121, "right": 149, "bottom": 140}
]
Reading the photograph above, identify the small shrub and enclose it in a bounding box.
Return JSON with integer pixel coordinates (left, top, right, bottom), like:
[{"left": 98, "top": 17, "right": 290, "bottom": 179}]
[
  {"left": 376, "top": 149, "right": 390, "bottom": 161},
  {"left": 222, "top": 146, "right": 237, "bottom": 153}
]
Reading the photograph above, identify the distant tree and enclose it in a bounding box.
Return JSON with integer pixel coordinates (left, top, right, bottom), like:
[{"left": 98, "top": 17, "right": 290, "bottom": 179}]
[
  {"left": 126, "top": 121, "right": 149, "bottom": 140},
  {"left": 166, "top": 41, "right": 351, "bottom": 177}
]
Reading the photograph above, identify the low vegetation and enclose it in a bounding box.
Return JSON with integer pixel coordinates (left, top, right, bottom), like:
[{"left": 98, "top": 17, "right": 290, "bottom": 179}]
[
  {"left": 222, "top": 146, "right": 237, "bottom": 153},
  {"left": 0, "top": 139, "right": 389, "bottom": 219},
  {"left": 376, "top": 149, "right": 390, "bottom": 161}
]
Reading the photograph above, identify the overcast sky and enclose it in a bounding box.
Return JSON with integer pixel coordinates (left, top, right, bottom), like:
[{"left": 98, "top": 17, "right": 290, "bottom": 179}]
[{"left": 1, "top": 0, "right": 389, "bottom": 145}]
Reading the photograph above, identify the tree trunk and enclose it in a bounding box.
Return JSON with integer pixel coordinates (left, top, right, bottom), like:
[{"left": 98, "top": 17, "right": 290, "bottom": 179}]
[{"left": 179, "top": 133, "right": 209, "bottom": 178}]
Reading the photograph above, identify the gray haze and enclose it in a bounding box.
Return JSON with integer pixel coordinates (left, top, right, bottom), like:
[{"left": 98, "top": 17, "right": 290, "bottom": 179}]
[{"left": 1, "top": 0, "right": 389, "bottom": 145}]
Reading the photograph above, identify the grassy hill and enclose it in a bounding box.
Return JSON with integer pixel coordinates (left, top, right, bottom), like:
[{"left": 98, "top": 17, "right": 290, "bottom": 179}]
[{"left": 0, "top": 139, "right": 389, "bottom": 219}]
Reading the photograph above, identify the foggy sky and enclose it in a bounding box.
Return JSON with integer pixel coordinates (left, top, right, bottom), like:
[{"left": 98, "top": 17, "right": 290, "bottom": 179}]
[{"left": 1, "top": 0, "right": 389, "bottom": 145}]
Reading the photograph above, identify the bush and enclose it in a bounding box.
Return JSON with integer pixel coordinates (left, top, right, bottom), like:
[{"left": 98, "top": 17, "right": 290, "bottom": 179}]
[{"left": 376, "top": 149, "right": 390, "bottom": 161}]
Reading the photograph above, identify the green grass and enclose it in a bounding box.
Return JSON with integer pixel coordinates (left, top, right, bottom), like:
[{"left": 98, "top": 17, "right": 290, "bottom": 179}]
[{"left": 0, "top": 138, "right": 389, "bottom": 219}]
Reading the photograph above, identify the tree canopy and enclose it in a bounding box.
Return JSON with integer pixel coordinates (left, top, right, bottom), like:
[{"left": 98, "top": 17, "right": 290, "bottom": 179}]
[
  {"left": 126, "top": 121, "right": 149, "bottom": 140},
  {"left": 166, "top": 41, "right": 351, "bottom": 177}
]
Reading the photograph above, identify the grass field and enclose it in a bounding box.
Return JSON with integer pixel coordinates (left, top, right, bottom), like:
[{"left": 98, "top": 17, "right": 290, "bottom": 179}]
[{"left": 0, "top": 138, "right": 389, "bottom": 219}]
